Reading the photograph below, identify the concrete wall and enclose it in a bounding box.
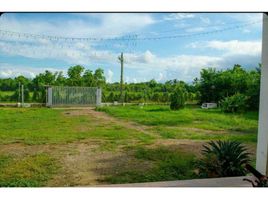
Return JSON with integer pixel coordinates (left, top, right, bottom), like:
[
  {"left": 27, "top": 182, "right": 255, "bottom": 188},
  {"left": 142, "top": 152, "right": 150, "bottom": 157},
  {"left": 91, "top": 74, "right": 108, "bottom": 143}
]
[{"left": 256, "top": 13, "right": 268, "bottom": 176}]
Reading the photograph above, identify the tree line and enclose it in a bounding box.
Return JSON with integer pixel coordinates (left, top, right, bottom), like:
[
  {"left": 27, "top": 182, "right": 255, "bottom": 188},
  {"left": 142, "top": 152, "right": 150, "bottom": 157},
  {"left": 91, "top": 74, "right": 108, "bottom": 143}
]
[
  {"left": 0, "top": 64, "right": 261, "bottom": 111},
  {"left": 195, "top": 64, "right": 261, "bottom": 111}
]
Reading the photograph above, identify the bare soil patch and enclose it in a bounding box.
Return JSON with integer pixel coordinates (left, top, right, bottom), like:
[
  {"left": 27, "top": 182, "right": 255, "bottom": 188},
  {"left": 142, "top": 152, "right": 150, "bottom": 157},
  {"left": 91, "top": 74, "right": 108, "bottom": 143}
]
[
  {"left": 151, "top": 139, "right": 205, "bottom": 157},
  {"left": 63, "top": 107, "right": 157, "bottom": 137},
  {"left": 0, "top": 138, "right": 153, "bottom": 186}
]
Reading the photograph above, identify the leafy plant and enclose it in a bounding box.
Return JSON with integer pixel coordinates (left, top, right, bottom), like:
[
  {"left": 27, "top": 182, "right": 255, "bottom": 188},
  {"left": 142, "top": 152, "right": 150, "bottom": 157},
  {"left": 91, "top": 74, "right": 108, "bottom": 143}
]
[
  {"left": 197, "top": 140, "right": 251, "bottom": 178},
  {"left": 219, "top": 93, "right": 248, "bottom": 113},
  {"left": 170, "top": 85, "right": 187, "bottom": 110}
]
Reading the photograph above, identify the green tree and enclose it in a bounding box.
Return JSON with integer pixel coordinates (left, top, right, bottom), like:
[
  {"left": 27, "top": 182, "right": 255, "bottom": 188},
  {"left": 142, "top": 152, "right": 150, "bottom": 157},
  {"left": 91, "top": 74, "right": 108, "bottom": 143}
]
[
  {"left": 55, "top": 71, "right": 66, "bottom": 86},
  {"left": 67, "top": 65, "right": 85, "bottom": 86},
  {"left": 82, "top": 69, "right": 94, "bottom": 87},
  {"left": 219, "top": 93, "right": 248, "bottom": 113},
  {"left": 32, "top": 70, "right": 58, "bottom": 102},
  {"left": 93, "top": 68, "right": 106, "bottom": 87},
  {"left": 170, "top": 85, "right": 186, "bottom": 110}
]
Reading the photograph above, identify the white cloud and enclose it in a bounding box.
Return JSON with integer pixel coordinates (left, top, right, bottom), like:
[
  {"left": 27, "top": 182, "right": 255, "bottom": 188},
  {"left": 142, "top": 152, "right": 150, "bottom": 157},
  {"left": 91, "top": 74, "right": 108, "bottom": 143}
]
[
  {"left": 106, "top": 69, "right": 114, "bottom": 83},
  {"left": 0, "top": 64, "right": 65, "bottom": 78},
  {"left": 0, "top": 39, "right": 117, "bottom": 65},
  {"left": 200, "top": 16, "right": 211, "bottom": 24},
  {"left": 191, "top": 40, "right": 261, "bottom": 56},
  {"left": 0, "top": 50, "right": 224, "bottom": 82},
  {"left": 125, "top": 50, "right": 155, "bottom": 64},
  {"left": 163, "top": 13, "right": 195, "bottom": 21},
  {"left": 125, "top": 52, "right": 221, "bottom": 70},
  {"left": 226, "top": 13, "right": 263, "bottom": 33},
  {"left": 132, "top": 78, "right": 138, "bottom": 83},
  {"left": 0, "top": 14, "right": 263, "bottom": 83},
  {"left": 125, "top": 76, "right": 130, "bottom": 83},
  {"left": 0, "top": 13, "right": 155, "bottom": 38},
  {"left": 0, "top": 39, "right": 261, "bottom": 82},
  {"left": 228, "top": 13, "right": 262, "bottom": 23},
  {"left": 185, "top": 27, "right": 205, "bottom": 33},
  {"left": 123, "top": 52, "right": 224, "bottom": 82},
  {"left": 156, "top": 72, "right": 165, "bottom": 82},
  {"left": 121, "top": 40, "right": 261, "bottom": 82},
  {"left": 185, "top": 39, "right": 261, "bottom": 76}
]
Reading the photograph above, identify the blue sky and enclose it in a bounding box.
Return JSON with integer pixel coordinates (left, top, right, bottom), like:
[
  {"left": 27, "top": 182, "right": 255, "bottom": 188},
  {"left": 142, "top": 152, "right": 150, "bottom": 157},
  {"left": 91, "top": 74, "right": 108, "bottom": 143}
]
[{"left": 0, "top": 13, "right": 263, "bottom": 83}]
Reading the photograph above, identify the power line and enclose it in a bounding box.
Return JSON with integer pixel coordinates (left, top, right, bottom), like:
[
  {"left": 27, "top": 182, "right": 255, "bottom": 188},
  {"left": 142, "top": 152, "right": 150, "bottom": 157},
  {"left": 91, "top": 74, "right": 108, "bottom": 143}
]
[
  {"left": 0, "top": 20, "right": 261, "bottom": 42},
  {"left": 140, "top": 19, "right": 261, "bottom": 35},
  {"left": 135, "top": 21, "right": 261, "bottom": 40},
  {"left": 0, "top": 29, "right": 138, "bottom": 42}
]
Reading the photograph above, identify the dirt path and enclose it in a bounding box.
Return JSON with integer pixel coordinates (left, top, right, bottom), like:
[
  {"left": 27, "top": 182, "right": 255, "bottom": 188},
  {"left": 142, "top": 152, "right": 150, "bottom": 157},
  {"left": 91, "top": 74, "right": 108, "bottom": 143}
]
[
  {"left": 0, "top": 107, "right": 162, "bottom": 186},
  {"left": 0, "top": 140, "right": 146, "bottom": 186},
  {"left": 63, "top": 107, "right": 158, "bottom": 138}
]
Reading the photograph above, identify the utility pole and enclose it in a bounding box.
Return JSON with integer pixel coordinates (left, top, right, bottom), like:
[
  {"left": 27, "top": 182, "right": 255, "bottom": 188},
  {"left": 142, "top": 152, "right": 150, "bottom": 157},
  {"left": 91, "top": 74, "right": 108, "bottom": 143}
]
[
  {"left": 118, "top": 52, "right": 124, "bottom": 103},
  {"left": 21, "top": 84, "right": 24, "bottom": 106}
]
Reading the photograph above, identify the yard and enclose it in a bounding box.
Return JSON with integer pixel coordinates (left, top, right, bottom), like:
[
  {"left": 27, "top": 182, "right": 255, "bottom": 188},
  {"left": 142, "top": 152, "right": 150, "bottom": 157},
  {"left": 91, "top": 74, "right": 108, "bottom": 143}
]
[{"left": 0, "top": 105, "right": 258, "bottom": 186}]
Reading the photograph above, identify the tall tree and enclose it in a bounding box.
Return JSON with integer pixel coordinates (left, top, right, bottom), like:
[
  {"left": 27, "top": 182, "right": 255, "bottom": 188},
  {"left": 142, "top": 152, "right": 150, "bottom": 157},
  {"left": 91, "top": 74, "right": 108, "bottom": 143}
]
[{"left": 67, "top": 65, "right": 85, "bottom": 86}]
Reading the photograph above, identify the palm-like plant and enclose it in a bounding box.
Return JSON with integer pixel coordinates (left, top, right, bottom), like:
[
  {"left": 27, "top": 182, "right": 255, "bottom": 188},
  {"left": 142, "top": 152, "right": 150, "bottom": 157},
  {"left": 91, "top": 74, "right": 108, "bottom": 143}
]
[{"left": 197, "top": 140, "right": 251, "bottom": 178}]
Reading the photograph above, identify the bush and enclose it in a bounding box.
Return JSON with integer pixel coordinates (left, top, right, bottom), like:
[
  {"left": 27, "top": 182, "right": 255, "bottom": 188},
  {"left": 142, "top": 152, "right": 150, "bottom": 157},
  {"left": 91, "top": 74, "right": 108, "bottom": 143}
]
[
  {"left": 170, "top": 86, "right": 186, "bottom": 110},
  {"left": 219, "top": 93, "right": 248, "bottom": 113},
  {"left": 197, "top": 140, "right": 250, "bottom": 178}
]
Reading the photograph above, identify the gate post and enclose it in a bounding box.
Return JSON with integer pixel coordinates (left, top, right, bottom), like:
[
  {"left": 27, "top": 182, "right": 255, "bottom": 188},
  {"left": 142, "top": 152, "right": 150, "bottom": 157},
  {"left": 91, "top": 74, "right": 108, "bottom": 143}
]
[
  {"left": 46, "top": 87, "right": 52, "bottom": 107},
  {"left": 96, "top": 88, "right": 102, "bottom": 106}
]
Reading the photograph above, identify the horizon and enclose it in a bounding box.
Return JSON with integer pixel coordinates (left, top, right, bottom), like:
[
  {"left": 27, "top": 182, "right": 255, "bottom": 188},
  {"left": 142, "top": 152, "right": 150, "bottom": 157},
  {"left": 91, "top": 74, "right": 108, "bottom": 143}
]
[{"left": 0, "top": 63, "right": 260, "bottom": 85}]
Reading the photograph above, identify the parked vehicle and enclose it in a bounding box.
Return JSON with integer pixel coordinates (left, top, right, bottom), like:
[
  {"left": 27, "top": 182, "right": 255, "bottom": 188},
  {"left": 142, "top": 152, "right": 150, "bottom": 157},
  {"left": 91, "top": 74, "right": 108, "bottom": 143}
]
[{"left": 201, "top": 103, "right": 217, "bottom": 109}]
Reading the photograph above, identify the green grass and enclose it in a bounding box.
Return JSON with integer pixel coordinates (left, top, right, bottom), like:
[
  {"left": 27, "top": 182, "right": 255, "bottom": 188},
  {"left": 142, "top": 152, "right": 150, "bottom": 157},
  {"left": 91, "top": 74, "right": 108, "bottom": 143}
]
[
  {"left": 0, "top": 108, "right": 154, "bottom": 145},
  {"left": 0, "top": 91, "right": 35, "bottom": 103},
  {"left": 0, "top": 91, "right": 15, "bottom": 102},
  {"left": 0, "top": 91, "right": 14, "bottom": 96},
  {"left": 156, "top": 126, "right": 257, "bottom": 142},
  {"left": 0, "top": 153, "right": 58, "bottom": 187},
  {"left": 97, "top": 105, "right": 258, "bottom": 143},
  {"left": 104, "top": 146, "right": 196, "bottom": 184},
  {"left": 0, "top": 106, "right": 258, "bottom": 186}
]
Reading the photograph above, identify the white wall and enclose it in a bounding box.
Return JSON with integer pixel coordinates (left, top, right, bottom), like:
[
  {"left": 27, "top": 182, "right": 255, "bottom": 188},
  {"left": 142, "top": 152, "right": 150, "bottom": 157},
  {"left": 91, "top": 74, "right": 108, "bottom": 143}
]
[{"left": 256, "top": 13, "right": 268, "bottom": 175}]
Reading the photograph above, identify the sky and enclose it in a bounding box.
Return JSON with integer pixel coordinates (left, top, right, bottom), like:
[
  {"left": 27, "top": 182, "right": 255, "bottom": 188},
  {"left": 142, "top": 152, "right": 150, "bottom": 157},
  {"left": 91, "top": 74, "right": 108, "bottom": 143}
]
[{"left": 0, "top": 13, "right": 263, "bottom": 83}]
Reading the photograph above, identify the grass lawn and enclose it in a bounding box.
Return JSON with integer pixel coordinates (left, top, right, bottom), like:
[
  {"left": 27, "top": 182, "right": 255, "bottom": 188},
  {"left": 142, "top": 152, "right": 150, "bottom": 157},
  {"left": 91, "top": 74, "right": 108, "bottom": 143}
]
[
  {"left": 0, "top": 108, "right": 153, "bottom": 145},
  {"left": 0, "top": 105, "right": 258, "bottom": 186},
  {"left": 0, "top": 91, "right": 14, "bottom": 96},
  {"left": 97, "top": 105, "right": 258, "bottom": 143},
  {"left": 0, "top": 91, "right": 34, "bottom": 103}
]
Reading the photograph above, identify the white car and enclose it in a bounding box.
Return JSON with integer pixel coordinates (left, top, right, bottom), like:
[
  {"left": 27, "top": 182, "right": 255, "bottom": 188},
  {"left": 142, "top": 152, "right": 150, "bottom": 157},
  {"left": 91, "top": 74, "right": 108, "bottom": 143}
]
[{"left": 201, "top": 103, "right": 217, "bottom": 109}]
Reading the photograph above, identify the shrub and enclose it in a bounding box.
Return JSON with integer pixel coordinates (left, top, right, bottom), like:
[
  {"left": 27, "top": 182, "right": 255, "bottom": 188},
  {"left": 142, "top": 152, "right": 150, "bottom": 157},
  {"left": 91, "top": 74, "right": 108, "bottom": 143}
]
[
  {"left": 197, "top": 140, "right": 250, "bottom": 178},
  {"left": 170, "top": 86, "right": 186, "bottom": 110},
  {"left": 219, "top": 93, "right": 248, "bottom": 113}
]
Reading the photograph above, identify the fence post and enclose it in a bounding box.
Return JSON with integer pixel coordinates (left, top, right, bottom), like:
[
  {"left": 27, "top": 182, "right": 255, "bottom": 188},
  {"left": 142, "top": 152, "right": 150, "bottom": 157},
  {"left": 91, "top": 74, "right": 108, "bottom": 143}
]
[
  {"left": 96, "top": 88, "right": 102, "bottom": 106},
  {"left": 46, "top": 87, "right": 52, "bottom": 107}
]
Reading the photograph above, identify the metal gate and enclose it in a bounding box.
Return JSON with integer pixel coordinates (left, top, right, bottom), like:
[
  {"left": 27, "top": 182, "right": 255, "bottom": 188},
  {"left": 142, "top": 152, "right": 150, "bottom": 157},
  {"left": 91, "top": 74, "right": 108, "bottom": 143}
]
[{"left": 46, "top": 86, "right": 101, "bottom": 107}]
